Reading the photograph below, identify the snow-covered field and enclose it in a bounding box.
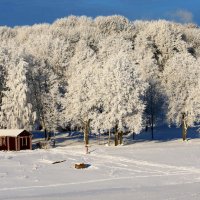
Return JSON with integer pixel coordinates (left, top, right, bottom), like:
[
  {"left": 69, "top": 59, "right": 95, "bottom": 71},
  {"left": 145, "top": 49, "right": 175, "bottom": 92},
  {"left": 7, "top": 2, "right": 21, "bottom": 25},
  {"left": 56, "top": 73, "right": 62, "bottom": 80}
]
[{"left": 1, "top": 128, "right": 200, "bottom": 200}]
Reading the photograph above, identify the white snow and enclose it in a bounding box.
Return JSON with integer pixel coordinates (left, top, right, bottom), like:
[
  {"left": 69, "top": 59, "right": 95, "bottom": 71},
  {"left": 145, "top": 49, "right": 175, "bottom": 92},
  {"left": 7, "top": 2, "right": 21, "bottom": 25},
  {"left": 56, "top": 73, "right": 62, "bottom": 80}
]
[
  {"left": 0, "top": 129, "right": 27, "bottom": 137},
  {"left": 1, "top": 128, "right": 200, "bottom": 200}
]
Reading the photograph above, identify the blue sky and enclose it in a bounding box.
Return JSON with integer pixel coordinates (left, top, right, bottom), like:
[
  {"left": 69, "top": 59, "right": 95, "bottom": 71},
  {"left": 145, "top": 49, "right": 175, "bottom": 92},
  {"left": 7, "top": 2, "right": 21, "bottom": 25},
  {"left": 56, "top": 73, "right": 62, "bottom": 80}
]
[{"left": 0, "top": 0, "right": 200, "bottom": 27}]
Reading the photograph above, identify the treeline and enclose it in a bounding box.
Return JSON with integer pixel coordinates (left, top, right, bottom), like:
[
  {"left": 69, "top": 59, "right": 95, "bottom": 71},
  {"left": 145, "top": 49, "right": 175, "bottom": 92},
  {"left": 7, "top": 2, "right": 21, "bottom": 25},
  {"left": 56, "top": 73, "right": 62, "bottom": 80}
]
[{"left": 0, "top": 15, "right": 200, "bottom": 140}]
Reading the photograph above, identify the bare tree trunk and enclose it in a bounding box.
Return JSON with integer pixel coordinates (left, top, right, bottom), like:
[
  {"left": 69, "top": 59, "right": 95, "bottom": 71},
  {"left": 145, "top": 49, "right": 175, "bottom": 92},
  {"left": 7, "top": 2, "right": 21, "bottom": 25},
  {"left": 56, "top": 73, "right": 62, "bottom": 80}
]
[
  {"left": 150, "top": 88, "right": 154, "bottom": 140},
  {"left": 182, "top": 113, "right": 188, "bottom": 141},
  {"left": 44, "top": 128, "right": 47, "bottom": 141},
  {"left": 114, "top": 126, "right": 118, "bottom": 146},
  {"left": 98, "top": 131, "right": 101, "bottom": 145},
  {"left": 84, "top": 120, "right": 90, "bottom": 145},
  {"left": 108, "top": 129, "right": 111, "bottom": 146},
  {"left": 103, "top": 131, "right": 105, "bottom": 145},
  {"left": 151, "top": 114, "right": 154, "bottom": 140},
  {"left": 132, "top": 132, "right": 135, "bottom": 140},
  {"left": 145, "top": 124, "right": 148, "bottom": 132},
  {"left": 41, "top": 119, "right": 48, "bottom": 141},
  {"left": 119, "top": 131, "right": 123, "bottom": 145}
]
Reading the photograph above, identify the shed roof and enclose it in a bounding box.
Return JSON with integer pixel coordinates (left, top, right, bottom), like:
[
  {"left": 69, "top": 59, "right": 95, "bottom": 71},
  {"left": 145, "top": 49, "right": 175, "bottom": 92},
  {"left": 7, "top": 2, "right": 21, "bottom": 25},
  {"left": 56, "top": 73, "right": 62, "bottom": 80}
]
[{"left": 0, "top": 129, "right": 30, "bottom": 137}]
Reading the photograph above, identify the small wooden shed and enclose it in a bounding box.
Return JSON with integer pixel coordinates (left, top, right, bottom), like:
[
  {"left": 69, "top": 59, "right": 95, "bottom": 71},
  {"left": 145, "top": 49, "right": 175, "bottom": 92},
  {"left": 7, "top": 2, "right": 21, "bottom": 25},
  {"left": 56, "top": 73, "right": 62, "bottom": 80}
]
[{"left": 0, "top": 129, "right": 32, "bottom": 151}]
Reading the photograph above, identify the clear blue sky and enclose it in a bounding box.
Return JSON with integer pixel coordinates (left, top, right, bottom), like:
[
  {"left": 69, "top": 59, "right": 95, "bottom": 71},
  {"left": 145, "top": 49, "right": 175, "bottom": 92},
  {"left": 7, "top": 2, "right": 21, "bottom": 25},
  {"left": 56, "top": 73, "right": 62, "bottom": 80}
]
[{"left": 0, "top": 0, "right": 200, "bottom": 27}]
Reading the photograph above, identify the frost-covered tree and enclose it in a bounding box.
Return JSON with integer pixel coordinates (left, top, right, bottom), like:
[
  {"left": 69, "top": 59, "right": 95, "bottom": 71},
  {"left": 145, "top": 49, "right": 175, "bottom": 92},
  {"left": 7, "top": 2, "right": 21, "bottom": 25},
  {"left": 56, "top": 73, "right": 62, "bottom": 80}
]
[
  {"left": 25, "top": 57, "right": 57, "bottom": 138},
  {"left": 65, "top": 39, "right": 99, "bottom": 145},
  {"left": 162, "top": 53, "right": 200, "bottom": 140},
  {"left": 134, "top": 28, "right": 165, "bottom": 140},
  {"left": 97, "top": 53, "right": 147, "bottom": 145},
  {"left": 0, "top": 48, "right": 8, "bottom": 112},
  {"left": 0, "top": 58, "right": 35, "bottom": 129},
  {"left": 144, "top": 81, "right": 165, "bottom": 139},
  {"left": 44, "top": 73, "right": 66, "bottom": 133},
  {"left": 93, "top": 36, "right": 147, "bottom": 144},
  {"left": 134, "top": 20, "right": 189, "bottom": 70}
]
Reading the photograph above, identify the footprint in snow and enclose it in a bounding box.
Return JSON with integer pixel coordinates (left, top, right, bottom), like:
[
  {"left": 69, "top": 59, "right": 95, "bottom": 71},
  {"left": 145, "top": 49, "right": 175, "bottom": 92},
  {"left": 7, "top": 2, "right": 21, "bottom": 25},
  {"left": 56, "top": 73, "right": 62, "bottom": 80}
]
[
  {"left": 6, "top": 156, "right": 13, "bottom": 159},
  {"left": 0, "top": 172, "right": 7, "bottom": 178}
]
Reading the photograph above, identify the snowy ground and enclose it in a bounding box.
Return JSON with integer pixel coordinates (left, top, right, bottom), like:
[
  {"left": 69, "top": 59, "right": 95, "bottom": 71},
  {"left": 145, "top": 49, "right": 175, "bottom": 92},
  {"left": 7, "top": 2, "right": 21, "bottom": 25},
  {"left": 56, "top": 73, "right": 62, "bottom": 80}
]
[{"left": 1, "top": 127, "right": 200, "bottom": 200}]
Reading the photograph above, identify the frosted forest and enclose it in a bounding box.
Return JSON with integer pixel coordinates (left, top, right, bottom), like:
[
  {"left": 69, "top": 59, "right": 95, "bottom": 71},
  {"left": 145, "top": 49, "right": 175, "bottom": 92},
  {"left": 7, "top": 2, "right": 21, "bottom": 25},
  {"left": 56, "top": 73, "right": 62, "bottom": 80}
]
[{"left": 0, "top": 15, "right": 200, "bottom": 140}]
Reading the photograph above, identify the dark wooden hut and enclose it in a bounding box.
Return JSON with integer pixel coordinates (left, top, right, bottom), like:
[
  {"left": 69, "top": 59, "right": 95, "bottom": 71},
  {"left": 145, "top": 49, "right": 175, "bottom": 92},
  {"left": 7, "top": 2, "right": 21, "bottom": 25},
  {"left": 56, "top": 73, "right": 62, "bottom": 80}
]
[{"left": 0, "top": 129, "right": 32, "bottom": 151}]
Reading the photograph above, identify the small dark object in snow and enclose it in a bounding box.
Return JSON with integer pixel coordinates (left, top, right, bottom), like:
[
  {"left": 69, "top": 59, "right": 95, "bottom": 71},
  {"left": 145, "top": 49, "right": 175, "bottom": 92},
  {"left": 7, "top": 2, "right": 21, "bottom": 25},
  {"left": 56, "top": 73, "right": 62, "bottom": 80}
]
[
  {"left": 36, "top": 141, "right": 49, "bottom": 149},
  {"left": 75, "top": 163, "right": 90, "bottom": 169},
  {"left": 52, "top": 160, "right": 66, "bottom": 164},
  {"left": 50, "top": 139, "right": 56, "bottom": 147}
]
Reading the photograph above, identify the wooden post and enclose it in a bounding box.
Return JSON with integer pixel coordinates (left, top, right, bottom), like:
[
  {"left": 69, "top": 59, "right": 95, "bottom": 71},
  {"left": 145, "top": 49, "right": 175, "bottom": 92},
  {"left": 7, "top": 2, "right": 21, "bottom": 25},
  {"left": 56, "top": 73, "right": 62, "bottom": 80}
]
[{"left": 85, "top": 145, "right": 89, "bottom": 154}]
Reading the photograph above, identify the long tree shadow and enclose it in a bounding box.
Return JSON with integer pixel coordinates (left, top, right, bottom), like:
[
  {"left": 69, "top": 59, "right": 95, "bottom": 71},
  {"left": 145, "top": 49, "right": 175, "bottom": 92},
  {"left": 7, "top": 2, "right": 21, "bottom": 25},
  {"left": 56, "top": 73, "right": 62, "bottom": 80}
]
[
  {"left": 54, "top": 132, "right": 100, "bottom": 147},
  {"left": 124, "top": 125, "right": 200, "bottom": 145}
]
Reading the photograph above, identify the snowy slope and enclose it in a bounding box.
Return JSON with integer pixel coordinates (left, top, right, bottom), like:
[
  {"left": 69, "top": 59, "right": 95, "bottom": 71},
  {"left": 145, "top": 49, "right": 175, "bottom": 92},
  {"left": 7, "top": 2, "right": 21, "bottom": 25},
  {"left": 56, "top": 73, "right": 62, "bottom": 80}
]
[{"left": 1, "top": 128, "right": 200, "bottom": 200}]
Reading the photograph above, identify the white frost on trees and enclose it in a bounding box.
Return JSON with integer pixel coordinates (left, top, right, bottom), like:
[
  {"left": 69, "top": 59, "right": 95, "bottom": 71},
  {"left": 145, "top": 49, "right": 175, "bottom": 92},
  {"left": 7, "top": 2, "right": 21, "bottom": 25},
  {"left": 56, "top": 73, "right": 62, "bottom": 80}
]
[
  {"left": 94, "top": 37, "right": 147, "bottom": 133},
  {"left": 162, "top": 53, "right": 200, "bottom": 127},
  {"left": 0, "top": 16, "right": 200, "bottom": 135},
  {"left": 0, "top": 58, "right": 35, "bottom": 129}
]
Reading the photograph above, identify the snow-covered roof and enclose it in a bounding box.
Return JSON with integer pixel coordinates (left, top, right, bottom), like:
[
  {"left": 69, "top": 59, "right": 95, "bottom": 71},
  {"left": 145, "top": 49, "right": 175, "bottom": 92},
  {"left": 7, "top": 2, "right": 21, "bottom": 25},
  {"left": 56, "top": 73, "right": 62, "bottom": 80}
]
[{"left": 0, "top": 129, "right": 28, "bottom": 137}]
